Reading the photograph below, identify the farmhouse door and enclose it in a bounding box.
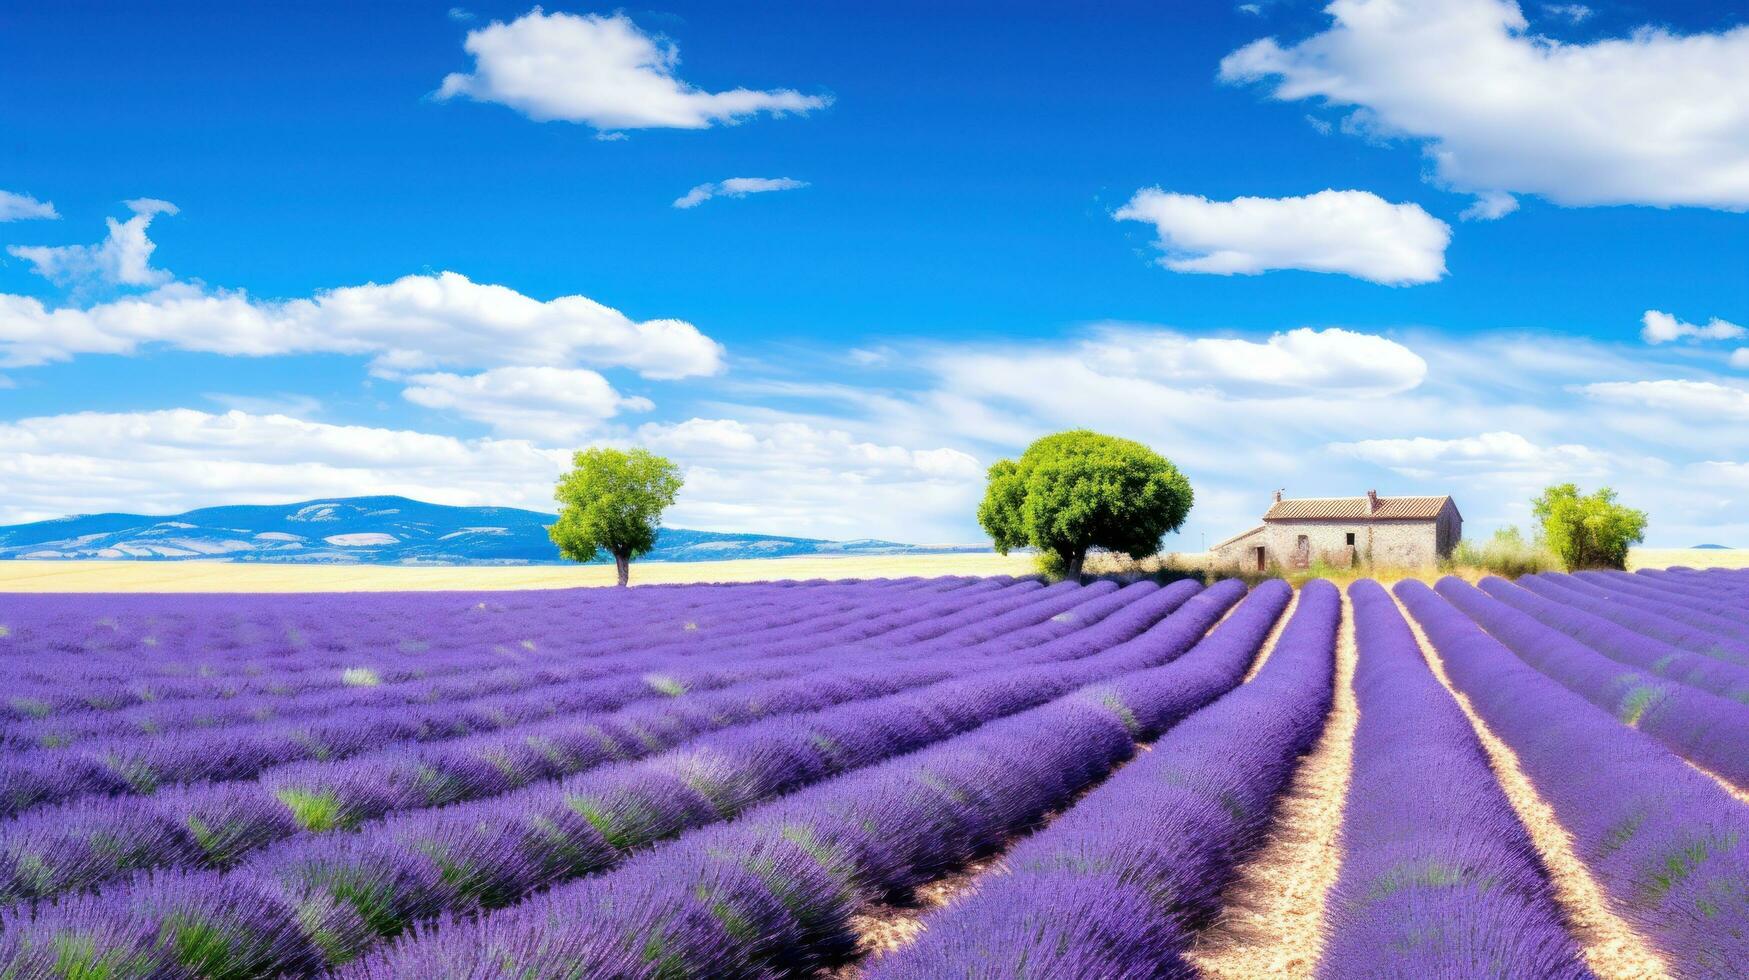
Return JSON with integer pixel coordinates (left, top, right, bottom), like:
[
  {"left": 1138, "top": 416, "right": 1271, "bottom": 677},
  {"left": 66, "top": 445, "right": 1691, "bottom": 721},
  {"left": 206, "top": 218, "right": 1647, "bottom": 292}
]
[
  {"left": 1294, "top": 534, "right": 1310, "bottom": 569},
  {"left": 1254, "top": 546, "right": 1266, "bottom": 572}
]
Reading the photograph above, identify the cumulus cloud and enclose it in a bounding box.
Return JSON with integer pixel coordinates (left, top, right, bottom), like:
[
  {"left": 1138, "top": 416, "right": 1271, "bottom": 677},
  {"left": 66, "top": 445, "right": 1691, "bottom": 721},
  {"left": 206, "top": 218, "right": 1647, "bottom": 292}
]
[
  {"left": 402, "top": 366, "right": 653, "bottom": 442},
  {"left": 637, "top": 417, "right": 984, "bottom": 540},
  {"left": 1640, "top": 310, "right": 1745, "bottom": 345},
  {"left": 1541, "top": 3, "right": 1590, "bottom": 22},
  {"left": 1081, "top": 325, "right": 1427, "bottom": 396},
  {"left": 1581, "top": 379, "right": 1749, "bottom": 420},
  {"left": 1329, "top": 430, "right": 1610, "bottom": 480},
  {"left": 0, "top": 269, "right": 723, "bottom": 377},
  {"left": 1459, "top": 190, "right": 1519, "bottom": 221},
  {"left": 7, "top": 199, "right": 177, "bottom": 287},
  {"left": 0, "top": 407, "right": 989, "bottom": 543},
  {"left": 437, "top": 10, "right": 830, "bottom": 132},
  {"left": 673, "top": 177, "right": 808, "bottom": 209},
  {"left": 1113, "top": 188, "right": 1450, "bottom": 284},
  {"left": 0, "top": 409, "right": 572, "bottom": 524},
  {"left": 1221, "top": 0, "right": 1749, "bottom": 211},
  {"left": 0, "top": 190, "right": 58, "bottom": 222}
]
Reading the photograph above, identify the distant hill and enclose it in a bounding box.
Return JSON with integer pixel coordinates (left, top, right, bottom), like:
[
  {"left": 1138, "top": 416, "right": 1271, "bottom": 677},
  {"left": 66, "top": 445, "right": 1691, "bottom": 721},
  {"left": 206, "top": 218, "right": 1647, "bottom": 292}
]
[
  {"left": 1692, "top": 544, "right": 1735, "bottom": 550},
  {"left": 0, "top": 496, "right": 987, "bottom": 565}
]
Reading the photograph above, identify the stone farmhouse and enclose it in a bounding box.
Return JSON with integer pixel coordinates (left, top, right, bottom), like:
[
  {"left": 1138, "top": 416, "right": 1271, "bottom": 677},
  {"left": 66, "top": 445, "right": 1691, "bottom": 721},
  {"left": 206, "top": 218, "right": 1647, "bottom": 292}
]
[{"left": 1209, "top": 490, "right": 1462, "bottom": 572}]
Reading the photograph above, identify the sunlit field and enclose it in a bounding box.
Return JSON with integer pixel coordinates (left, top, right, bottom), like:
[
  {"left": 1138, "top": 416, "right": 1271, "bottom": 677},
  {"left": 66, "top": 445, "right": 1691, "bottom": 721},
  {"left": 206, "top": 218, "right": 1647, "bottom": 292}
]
[
  {"left": 0, "top": 548, "right": 1731, "bottom": 593},
  {"left": 4, "top": 566, "right": 1749, "bottom": 976},
  {"left": 0, "top": 553, "right": 1038, "bottom": 593}
]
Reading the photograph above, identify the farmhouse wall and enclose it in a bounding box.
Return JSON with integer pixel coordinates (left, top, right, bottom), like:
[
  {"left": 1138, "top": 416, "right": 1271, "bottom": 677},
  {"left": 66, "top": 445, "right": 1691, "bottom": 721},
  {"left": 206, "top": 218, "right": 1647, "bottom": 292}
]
[{"left": 1207, "top": 496, "right": 1461, "bottom": 572}]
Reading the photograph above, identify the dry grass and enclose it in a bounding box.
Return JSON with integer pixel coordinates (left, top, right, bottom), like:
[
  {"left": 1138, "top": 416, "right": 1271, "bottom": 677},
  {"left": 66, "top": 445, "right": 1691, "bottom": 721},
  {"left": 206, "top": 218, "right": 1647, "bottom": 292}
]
[
  {"left": 0, "top": 553, "right": 1037, "bottom": 593},
  {"left": 1393, "top": 594, "right": 1670, "bottom": 980},
  {"left": 1093, "top": 548, "right": 1731, "bottom": 590},
  {"left": 0, "top": 547, "right": 1726, "bottom": 594},
  {"left": 1184, "top": 590, "right": 1360, "bottom": 978},
  {"left": 1628, "top": 548, "right": 1749, "bottom": 571}
]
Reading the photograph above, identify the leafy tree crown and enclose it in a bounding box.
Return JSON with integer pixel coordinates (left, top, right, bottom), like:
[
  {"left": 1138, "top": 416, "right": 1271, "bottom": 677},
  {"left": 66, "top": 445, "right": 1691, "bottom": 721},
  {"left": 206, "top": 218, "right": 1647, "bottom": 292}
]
[
  {"left": 1531, "top": 482, "right": 1647, "bottom": 571},
  {"left": 549, "top": 448, "right": 683, "bottom": 564},
  {"left": 977, "top": 430, "right": 1193, "bottom": 572}
]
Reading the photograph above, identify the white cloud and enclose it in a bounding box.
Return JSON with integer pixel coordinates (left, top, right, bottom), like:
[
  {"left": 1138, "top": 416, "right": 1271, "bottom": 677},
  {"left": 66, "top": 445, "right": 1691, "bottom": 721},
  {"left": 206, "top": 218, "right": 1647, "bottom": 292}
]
[
  {"left": 1329, "top": 430, "right": 1610, "bottom": 480},
  {"left": 1731, "top": 349, "right": 1749, "bottom": 370},
  {"left": 7, "top": 199, "right": 177, "bottom": 287},
  {"left": 1582, "top": 379, "right": 1749, "bottom": 420},
  {"left": 0, "top": 409, "right": 571, "bottom": 524},
  {"left": 1641, "top": 310, "right": 1745, "bottom": 344},
  {"left": 0, "top": 407, "right": 989, "bottom": 542},
  {"left": 1459, "top": 190, "right": 1519, "bottom": 221},
  {"left": 402, "top": 365, "right": 653, "bottom": 442},
  {"left": 1080, "top": 325, "right": 1426, "bottom": 396},
  {"left": 1541, "top": 3, "right": 1591, "bottom": 23},
  {"left": 637, "top": 417, "right": 984, "bottom": 541},
  {"left": 447, "top": 6, "right": 474, "bottom": 21},
  {"left": 1113, "top": 188, "right": 1450, "bottom": 285},
  {"left": 0, "top": 191, "right": 58, "bottom": 222},
  {"left": 203, "top": 392, "right": 324, "bottom": 417},
  {"left": 673, "top": 177, "right": 808, "bottom": 209},
  {"left": 1222, "top": 0, "right": 1749, "bottom": 211},
  {"left": 437, "top": 10, "right": 829, "bottom": 132},
  {"left": 0, "top": 270, "right": 723, "bottom": 377}
]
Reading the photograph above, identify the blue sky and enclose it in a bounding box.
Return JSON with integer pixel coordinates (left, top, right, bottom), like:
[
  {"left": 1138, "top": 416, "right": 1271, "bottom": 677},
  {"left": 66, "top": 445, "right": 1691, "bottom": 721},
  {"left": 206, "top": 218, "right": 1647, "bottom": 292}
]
[{"left": 2, "top": 0, "right": 1747, "bottom": 547}]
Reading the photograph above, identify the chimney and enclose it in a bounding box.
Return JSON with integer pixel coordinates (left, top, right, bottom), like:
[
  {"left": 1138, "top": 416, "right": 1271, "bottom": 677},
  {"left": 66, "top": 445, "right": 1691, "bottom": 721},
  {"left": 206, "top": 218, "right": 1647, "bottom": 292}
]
[
  {"left": 1367, "top": 489, "right": 1379, "bottom": 513},
  {"left": 1273, "top": 489, "right": 1283, "bottom": 503}
]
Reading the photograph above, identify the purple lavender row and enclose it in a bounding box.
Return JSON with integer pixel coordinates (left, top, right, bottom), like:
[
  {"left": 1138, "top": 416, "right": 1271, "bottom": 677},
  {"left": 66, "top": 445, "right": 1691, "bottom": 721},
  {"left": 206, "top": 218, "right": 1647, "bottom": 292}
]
[
  {"left": 0, "top": 583, "right": 1182, "bottom": 907},
  {"left": 1636, "top": 567, "right": 1749, "bottom": 598},
  {"left": 1576, "top": 570, "right": 1749, "bottom": 633},
  {"left": 0, "top": 576, "right": 978, "bottom": 717},
  {"left": 0, "top": 578, "right": 985, "bottom": 726},
  {"left": 1514, "top": 574, "right": 1749, "bottom": 667},
  {"left": 861, "top": 579, "right": 1330, "bottom": 979},
  {"left": 1397, "top": 580, "right": 1749, "bottom": 975},
  {"left": 1477, "top": 576, "right": 1749, "bottom": 702},
  {"left": 0, "top": 577, "right": 1030, "bottom": 763},
  {"left": 0, "top": 581, "right": 1084, "bottom": 843},
  {"left": 0, "top": 577, "right": 1049, "bottom": 808},
  {"left": 0, "top": 581, "right": 1232, "bottom": 976},
  {"left": 0, "top": 581, "right": 845, "bottom": 684},
  {"left": 336, "top": 580, "right": 1286, "bottom": 979},
  {"left": 0, "top": 583, "right": 810, "bottom": 722},
  {"left": 1541, "top": 572, "right": 1749, "bottom": 647},
  {"left": 1320, "top": 581, "right": 1588, "bottom": 977},
  {"left": 1439, "top": 577, "right": 1749, "bottom": 789}
]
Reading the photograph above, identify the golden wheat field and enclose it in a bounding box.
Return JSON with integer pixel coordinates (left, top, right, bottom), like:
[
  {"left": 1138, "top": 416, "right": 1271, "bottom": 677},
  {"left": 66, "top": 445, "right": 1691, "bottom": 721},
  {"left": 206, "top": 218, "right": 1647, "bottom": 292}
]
[{"left": 0, "top": 548, "right": 1731, "bottom": 592}]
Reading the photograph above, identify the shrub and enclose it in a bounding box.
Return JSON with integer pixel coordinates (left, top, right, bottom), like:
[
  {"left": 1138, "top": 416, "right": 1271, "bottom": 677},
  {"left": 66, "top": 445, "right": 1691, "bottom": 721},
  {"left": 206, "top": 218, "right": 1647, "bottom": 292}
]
[{"left": 1448, "top": 526, "right": 1559, "bottom": 578}]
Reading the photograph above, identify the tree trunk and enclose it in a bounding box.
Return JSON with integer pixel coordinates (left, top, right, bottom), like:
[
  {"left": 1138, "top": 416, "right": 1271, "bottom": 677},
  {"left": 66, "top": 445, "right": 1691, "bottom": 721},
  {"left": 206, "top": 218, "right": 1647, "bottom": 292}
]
[
  {"left": 614, "top": 551, "right": 631, "bottom": 587},
  {"left": 1065, "top": 547, "right": 1086, "bottom": 581}
]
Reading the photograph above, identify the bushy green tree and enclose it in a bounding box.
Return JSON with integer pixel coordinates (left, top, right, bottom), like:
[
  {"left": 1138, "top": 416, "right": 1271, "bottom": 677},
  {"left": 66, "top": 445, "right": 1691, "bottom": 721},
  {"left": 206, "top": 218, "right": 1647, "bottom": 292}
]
[
  {"left": 978, "top": 430, "right": 1193, "bottom": 579},
  {"left": 550, "top": 448, "right": 683, "bottom": 586},
  {"left": 1531, "top": 483, "right": 1647, "bottom": 571}
]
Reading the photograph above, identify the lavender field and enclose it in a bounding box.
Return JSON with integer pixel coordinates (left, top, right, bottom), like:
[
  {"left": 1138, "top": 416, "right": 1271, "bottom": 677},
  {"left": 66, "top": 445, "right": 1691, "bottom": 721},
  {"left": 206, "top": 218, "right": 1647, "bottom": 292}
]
[{"left": 2, "top": 567, "right": 1747, "bottom": 978}]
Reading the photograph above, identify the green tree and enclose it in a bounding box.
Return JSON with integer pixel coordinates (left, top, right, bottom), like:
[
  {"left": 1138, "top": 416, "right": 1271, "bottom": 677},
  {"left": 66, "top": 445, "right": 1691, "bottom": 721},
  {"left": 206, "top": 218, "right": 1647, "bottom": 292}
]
[
  {"left": 550, "top": 447, "right": 683, "bottom": 586},
  {"left": 977, "top": 430, "right": 1193, "bottom": 579},
  {"left": 1531, "top": 483, "right": 1647, "bottom": 571}
]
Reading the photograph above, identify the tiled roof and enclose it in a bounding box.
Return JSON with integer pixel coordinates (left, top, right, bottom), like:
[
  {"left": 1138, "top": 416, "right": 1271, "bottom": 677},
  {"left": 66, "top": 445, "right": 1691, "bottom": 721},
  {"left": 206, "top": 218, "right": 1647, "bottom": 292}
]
[{"left": 1264, "top": 495, "right": 1454, "bottom": 521}]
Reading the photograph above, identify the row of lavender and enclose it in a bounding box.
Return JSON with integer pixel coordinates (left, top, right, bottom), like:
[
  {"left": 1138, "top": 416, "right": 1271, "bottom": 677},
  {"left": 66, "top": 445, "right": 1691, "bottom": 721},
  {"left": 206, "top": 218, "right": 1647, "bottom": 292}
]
[
  {"left": 869, "top": 568, "right": 1749, "bottom": 978},
  {"left": 0, "top": 576, "right": 1159, "bottom": 901},
  {"left": 0, "top": 575, "right": 1270, "bottom": 975},
  {"left": 8, "top": 564, "right": 1748, "bottom": 977}
]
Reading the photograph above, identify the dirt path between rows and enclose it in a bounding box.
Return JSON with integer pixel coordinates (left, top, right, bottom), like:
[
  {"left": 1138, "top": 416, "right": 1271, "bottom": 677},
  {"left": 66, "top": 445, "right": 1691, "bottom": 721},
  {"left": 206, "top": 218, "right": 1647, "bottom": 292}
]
[
  {"left": 1184, "top": 590, "right": 1357, "bottom": 978},
  {"left": 1394, "top": 593, "right": 1670, "bottom": 980}
]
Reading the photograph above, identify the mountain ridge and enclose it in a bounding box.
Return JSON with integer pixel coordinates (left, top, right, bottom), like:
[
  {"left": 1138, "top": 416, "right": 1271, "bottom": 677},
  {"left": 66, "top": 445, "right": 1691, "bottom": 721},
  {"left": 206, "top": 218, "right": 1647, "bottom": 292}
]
[{"left": 0, "top": 496, "right": 986, "bottom": 565}]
